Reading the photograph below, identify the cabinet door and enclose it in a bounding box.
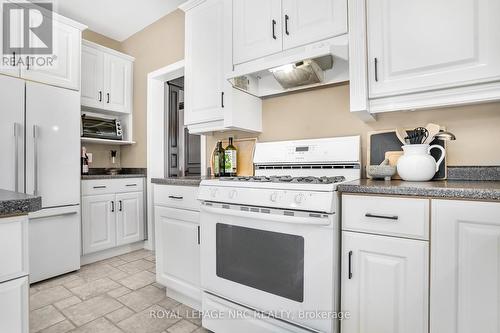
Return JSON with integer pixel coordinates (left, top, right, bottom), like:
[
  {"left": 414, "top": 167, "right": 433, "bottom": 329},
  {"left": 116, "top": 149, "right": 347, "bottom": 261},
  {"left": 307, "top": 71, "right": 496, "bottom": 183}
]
[
  {"left": 233, "top": 0, "right": 282, "bottom": 64},
  {"left": 103, "top": 53, "right": 132, "bottom": 114},
  {"left": 431, "top": 200, "right": 500, "bottom": 333},
  {"left": 81, "top": 45, "right": 104, "bottom": 109},
  {"left": 282, "top": 0, "right": 347, "bottom": 50},
  {"left": 0, "top": 75, "right": 24, "bottom": 193},
  {"left": 0, "top": 0, "right": 21, "bottom": 77},
  {"left": 82, "top": 194, "right": 116, "bottom": 254},
  {"left": 367, "top": 0, "right": 500, "bottom": 98},
  {"left": 184, "top": 0, "right": 225, "bottom": 126},
  {"left": 21, "top": 19, "right": 81, "bottom": 90},
  {"left": 116, "top": 192, "right": 144, "bottom": 246},
  {"left": 0, "top": 276, "right": 28, "bottom": 333},
  {"left": 155, "top": 207, "right": 200, "bottom": 300},
  {"left": 342, "top": 231, "right": 428, "bottom": 333}
]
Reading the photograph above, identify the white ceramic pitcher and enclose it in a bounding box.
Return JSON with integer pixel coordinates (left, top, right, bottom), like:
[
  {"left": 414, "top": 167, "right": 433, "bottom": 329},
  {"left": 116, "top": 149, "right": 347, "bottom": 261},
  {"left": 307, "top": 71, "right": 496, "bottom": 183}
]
[{"left": 397, "top": 144, "right": 445, "bottom": 181}]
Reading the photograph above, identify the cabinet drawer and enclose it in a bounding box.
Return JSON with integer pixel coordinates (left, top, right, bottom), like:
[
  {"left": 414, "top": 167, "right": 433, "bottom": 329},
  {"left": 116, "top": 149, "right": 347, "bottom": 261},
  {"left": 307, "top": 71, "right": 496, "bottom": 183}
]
[
  {"left": 154, "top": 185, "right": 200, "bottom": 211},
  {"left": 0, "top": 216, "right": 28, "bottom": 283},
  {"left": 82, "top": 178, "right": 144, "bottom": 195},
  {"left": 342, "top": 195, "right": 429, "bottom": 240}
]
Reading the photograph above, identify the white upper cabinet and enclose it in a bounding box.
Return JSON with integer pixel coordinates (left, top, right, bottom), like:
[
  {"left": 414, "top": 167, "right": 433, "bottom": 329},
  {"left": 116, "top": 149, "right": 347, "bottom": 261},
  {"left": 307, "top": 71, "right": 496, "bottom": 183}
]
[
  {"left": 282, "top": 0, "right": 347, "bottom": 51},
  {"left": 21, "top": 18, "right": 83, "bottom": 91},
  {"left": 182, "top": 0, "right": 262, "bottom": 134},
  {"left": 184, "top": 0, "right": 225, "bottom": 125},
  {"left": 233, "top": 0, "right": 282, "bottom": 64},
  {"left": 81, "top": 40, "right": 134, "bottom": 114},
  {"left": 0, "top": 1, "right": 21, "bottom": 77},
  {"left": 81, "top": 45, "right": 104, "bottom": 109},
  {"left": 367, "top": 0, "right": 500, "bottom": 98},
  {"left": 431, "top": 200, "right": 500, "bottom": 333}
]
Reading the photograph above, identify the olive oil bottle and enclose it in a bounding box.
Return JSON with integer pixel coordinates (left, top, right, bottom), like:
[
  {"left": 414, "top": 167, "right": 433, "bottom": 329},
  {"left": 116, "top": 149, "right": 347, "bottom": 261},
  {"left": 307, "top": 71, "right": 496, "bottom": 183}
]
[
  {"left": 213, "top": 141, "right": 225, "bottom": 177},
  {"left": 224, "top": 137, "right": 237, "bottom": 177}
]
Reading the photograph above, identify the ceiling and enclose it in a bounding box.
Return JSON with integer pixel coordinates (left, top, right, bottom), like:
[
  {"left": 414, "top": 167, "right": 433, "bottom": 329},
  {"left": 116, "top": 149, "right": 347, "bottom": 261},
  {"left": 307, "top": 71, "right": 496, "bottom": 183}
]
[{"left": 51, "top": 0, "right": 187, "bottom": 41}]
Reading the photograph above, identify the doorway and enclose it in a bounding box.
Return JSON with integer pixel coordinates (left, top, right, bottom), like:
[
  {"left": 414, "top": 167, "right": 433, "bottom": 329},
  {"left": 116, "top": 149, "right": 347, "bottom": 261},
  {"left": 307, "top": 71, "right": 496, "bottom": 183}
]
[{"left": 165, "top": 77, "right": 201, "bottom": 177}]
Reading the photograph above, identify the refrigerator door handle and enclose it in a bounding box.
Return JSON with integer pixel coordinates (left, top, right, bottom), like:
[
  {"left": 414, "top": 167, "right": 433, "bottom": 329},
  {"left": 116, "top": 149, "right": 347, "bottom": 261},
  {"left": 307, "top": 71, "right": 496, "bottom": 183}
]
[
  {"left": 14, "top": 123, "right": 19, "bottom": 192},
  {"left": 33, "top": 124, "right": 39, "bottom": 196}
]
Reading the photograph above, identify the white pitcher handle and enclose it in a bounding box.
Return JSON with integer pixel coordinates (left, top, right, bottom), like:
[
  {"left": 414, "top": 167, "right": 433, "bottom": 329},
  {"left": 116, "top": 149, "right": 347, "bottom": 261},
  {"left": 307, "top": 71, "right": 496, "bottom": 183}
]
[{"left": 428, "top": 145, "right": 446, "bottom": 172}]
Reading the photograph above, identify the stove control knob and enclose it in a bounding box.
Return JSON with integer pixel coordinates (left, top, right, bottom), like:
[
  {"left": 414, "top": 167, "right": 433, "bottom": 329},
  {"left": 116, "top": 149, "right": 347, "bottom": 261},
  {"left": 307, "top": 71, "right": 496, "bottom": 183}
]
[
  {"left": 229, "top": 190, "right": 237, "bottom": 199},
  {"left": 210, "top": 188, "right": 218, "bottom": 198},
  {"left": 294, "top": 193, "right": 305, "bottom": 204},
  {"left": 270, "top": 192, "right": 279, "bottom": 202}
]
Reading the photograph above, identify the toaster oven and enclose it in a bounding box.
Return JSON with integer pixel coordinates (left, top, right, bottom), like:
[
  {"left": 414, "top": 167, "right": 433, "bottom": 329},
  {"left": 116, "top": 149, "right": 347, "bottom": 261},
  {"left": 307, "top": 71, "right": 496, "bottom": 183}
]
[{"left": 81, "top": 114, "right": 123, "bottom": 140}]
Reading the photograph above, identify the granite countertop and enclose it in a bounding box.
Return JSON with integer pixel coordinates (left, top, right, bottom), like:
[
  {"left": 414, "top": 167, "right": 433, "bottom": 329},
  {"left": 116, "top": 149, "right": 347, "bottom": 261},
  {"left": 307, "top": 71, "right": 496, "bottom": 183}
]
[
  {"left": 82, "top": 174, "right": 146, "bottom": 180},
  {"left": 0, "top": 189, "right": 42, "bottom": 217},
  {"left": 338, "top": 179, "right": 500, "bottom": 201},
  {"left": 151, "top": 176, "right": 212, "bottom": 187},
  {"left": 81, "top": 168, "right": 146, "bottom": 180}
]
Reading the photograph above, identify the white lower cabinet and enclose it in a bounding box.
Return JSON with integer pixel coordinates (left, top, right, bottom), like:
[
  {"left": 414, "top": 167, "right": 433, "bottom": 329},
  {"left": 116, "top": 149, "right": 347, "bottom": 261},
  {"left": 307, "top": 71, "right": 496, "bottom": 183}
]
[
  {"left": 0, "top": 215, "right": 29, "bottom": 333},
  {"left": 430, "top": 200, "right": 500, "bottom": 333},
  {"left": 0, "top": 276, "right": 29, "bottom": 333},
  {"left": 154, "top": 184, "right": 201, "bottom": 310},
  {"left": 341, "top": 232, "right": 429, "bottom": 333},
  {"left": 81, "top": 178, "right": 145, "bottom": 255}
]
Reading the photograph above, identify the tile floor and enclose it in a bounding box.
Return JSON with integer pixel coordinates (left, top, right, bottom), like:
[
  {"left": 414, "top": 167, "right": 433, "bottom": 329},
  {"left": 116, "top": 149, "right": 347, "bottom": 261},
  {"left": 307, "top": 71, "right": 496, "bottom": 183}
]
[{"left": 29, "top": 249, "right": 209, "bottom": 333}]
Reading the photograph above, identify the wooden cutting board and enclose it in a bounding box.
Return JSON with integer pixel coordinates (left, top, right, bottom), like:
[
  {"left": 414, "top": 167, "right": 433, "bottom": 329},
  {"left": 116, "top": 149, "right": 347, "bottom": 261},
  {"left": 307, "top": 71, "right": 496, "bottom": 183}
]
[{"left": 210, "top": 137, "right": 257, "bottom": 176}]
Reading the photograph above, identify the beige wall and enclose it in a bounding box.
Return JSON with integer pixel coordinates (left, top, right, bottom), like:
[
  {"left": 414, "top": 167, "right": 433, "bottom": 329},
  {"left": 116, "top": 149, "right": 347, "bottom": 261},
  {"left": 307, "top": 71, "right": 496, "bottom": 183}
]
[
  {"left": 83, "top": 12, "right": 500, "bottom": 171},
  {"left": 207, "top": 83, "right": 500, "bottom": 169},
  {"left": 120, "top": 9, "right": 185, "bottom": 168},
  {"left": 82, "top": 30, "right": 122, "bottom": 51}
]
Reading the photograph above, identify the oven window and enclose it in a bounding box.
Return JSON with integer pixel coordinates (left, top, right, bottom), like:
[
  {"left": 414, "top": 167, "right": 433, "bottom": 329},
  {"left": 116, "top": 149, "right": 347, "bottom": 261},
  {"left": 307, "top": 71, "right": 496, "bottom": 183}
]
[{"left": 216, "top": 223, "right": 304, "bottom": 302}]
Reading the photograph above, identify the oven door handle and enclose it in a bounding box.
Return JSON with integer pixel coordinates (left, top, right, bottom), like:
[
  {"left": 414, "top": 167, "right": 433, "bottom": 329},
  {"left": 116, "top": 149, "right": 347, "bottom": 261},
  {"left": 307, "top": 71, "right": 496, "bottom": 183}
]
[{"left": 200, "top": 205, "right": 332, "bottom": 226}]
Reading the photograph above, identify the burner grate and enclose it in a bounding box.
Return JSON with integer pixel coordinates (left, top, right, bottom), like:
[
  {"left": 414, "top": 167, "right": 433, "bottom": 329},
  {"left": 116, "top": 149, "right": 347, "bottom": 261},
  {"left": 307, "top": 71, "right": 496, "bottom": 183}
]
[{"left": 219, "top": 175, "right": 346, "bottom": 184}]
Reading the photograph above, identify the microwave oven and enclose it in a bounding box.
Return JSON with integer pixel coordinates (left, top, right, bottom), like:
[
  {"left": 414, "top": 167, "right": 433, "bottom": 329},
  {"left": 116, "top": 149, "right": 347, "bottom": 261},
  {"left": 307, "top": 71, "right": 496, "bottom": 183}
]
[{"left": 81, "top": 114, "right": 123, "bottom": 140}]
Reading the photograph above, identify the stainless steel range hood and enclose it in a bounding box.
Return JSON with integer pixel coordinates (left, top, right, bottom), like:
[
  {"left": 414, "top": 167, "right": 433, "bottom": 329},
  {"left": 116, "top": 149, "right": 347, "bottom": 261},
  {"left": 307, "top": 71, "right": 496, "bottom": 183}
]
[{"left": 228, "top": 35, "right": 349, "bottom": 98}]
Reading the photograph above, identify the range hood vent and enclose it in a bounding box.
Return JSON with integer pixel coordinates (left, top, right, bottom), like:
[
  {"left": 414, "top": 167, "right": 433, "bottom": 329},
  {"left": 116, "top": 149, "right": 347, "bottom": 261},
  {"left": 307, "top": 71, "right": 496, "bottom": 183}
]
[
  {"left": 270, "top": 56, "right": 333, "bottom": 89},
  {"left": 228, "top": 35, "right": 349, "bottom": 98}
]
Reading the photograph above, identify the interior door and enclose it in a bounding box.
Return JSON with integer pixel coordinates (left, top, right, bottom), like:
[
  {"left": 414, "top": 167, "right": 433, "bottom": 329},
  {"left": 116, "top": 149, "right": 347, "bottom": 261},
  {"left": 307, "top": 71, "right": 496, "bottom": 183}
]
[
  {"left": 116, "top": 192, "right": 144, "bottom": 246},
  {"left": 21, "top": 19, "right": 81, "bottom": 90},
  {"left": 81, "top": 44, "right": 104, "bottom": 108},
  {"left": 341, "top": 231, "right": 429, "bottom": 333},
  {"left": 103, "top": 53, "right": 131, "bottom": 113},
  {"left": 82, "top": 194, "right": 116, "bottom": 254},
  {"left": 282, "top": 0, "right": 347, "bottom": 50},
  {"left": 233, "top": 0, "right": 282, "bottom": 64},
  {"left": 367, "top": 0, "right": 500, "bottom": 98},
  {"left": 25, "top": 81, "right": 80, "bottom": 207},
  {"left": 431, "top": 200, "right": 500, "bottom": 333},
  {"left": 0, "top": 75, "right": 24, "bottom": 192},
  {"left": 184, "top": 0, "right": 225, "bottom": 125}
]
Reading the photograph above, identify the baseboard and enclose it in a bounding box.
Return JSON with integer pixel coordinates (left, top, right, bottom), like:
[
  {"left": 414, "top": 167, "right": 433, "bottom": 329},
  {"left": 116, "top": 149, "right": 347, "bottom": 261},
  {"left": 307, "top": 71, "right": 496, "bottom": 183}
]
[{"left": 80, "top": 241, "right": 146, "bottom": 265}]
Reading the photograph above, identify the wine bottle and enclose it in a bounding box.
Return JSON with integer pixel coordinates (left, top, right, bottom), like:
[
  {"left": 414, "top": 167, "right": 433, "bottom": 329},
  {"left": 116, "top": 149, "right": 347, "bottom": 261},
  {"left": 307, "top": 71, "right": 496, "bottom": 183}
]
[
  {"left": 224, "top": 137, "right": 237, "bottom": 177},
  {"left": 81, "top": 147, "right": 89, "bottom": 175},
  {"left": 213, "top": 141, "right": 225, "bottom": 177}
]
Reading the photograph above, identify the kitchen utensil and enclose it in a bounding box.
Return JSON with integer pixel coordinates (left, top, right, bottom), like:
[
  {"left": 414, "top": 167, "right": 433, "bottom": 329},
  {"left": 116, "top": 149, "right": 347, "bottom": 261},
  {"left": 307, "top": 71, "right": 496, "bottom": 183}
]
[
  {"left": 423, "top": 123, "right": 441, "bottom": 144},
  {"left": 433, "top": 131, "right": 456, "bottom": 141},
  {"left": 395, "top": 128, "right": 408, "bottom": 145},
  {"left": 366, "top": 159, "right": 397, "bottom": 181},
  {"left": 397, "top": 144, "right": 446, "bottom": 181},
  {"left": 405, "top": 127, "right": 429, "bottom": 144}
]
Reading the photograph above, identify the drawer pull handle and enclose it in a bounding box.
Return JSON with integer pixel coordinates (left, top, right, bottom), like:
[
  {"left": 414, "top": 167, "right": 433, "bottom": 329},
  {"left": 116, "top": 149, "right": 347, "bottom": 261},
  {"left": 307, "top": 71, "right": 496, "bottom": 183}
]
[
  {"left": 93, "top": 186, "right": 106, "bottom": 189},
  {"left": 168, "top": 195, "right": 184, "bottom": 200},
  {"left": 126, "top": 184, "right": 137, "bottom": 187},
  {"left": 348, "top": 251, "right": 353, "bottom": 279},
  {"left": 365, "top": 213, "right": 399, "bottom": 221}
]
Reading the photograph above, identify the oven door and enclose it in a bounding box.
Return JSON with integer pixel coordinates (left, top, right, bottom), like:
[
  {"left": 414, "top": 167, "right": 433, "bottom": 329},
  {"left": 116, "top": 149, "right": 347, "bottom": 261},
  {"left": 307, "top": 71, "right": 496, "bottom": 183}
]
[{"left": 200, "top": 202, "right": 338, "bottom": 333}]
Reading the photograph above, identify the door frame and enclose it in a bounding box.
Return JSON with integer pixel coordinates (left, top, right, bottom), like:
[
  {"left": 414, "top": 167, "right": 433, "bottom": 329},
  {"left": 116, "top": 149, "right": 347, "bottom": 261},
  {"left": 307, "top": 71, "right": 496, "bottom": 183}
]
[{"left": 146, "top": 60, "right": 207, "bottom": 250}]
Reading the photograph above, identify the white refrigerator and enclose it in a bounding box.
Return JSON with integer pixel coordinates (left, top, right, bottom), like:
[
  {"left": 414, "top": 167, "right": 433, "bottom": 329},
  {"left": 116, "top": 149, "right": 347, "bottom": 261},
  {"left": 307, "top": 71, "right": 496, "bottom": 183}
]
[{"left": 0, "top": 76, "right": 81, "bottom": 283}]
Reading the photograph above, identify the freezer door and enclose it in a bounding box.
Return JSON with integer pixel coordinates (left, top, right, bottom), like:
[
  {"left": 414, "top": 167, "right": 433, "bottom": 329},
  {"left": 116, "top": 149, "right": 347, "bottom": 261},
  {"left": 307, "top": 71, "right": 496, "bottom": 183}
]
[
  {"left": 0, "top": 76, "right": 25, "bottom": 192},
  {"left": 25, "top": 82, "right": 80, "bottom": 208}
]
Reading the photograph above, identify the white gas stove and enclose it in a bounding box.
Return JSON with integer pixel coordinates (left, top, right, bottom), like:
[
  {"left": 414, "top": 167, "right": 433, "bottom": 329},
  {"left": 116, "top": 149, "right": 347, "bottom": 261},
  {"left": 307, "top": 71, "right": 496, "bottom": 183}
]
[{"left": 199, "top": 136, "right": 360, "bottom": 333}]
